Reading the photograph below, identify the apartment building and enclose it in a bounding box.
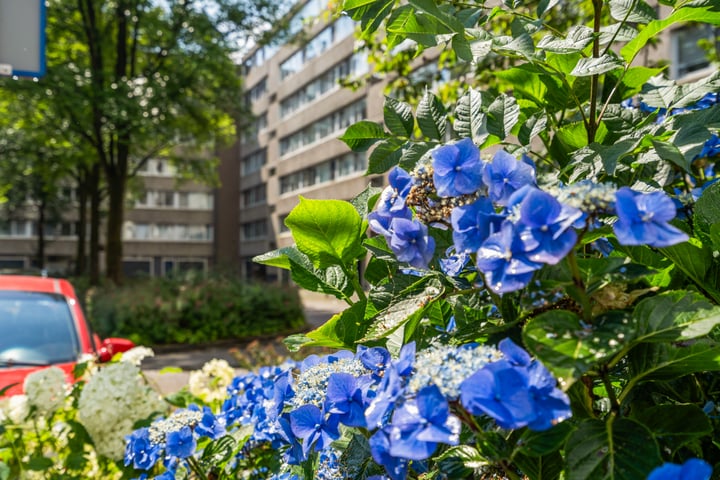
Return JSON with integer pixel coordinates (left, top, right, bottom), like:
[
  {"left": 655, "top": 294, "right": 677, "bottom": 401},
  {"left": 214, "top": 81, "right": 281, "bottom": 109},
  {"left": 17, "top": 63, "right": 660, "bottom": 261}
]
[{"left": 237, "top": 0, "right": 386, "bottom": 280}]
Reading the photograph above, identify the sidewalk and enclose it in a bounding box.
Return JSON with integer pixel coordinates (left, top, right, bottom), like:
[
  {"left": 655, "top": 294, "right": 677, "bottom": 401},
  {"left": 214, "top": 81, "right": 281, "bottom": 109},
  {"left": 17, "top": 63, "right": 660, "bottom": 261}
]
[{"left": 142, "top": 291, "right": 347, "bottom": 395}]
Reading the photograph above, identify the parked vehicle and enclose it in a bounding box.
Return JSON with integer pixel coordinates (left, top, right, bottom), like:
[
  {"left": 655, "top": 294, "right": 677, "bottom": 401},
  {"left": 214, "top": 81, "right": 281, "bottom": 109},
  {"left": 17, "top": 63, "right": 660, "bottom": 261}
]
[{"left": 0, "top": 275, "right": 134, "bottom": 396}]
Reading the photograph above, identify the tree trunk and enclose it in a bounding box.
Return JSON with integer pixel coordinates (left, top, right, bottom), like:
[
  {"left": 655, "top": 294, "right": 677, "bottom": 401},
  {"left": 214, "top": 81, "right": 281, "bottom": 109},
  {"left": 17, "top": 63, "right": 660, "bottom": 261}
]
[
  {"left": 75, "top": 168, "right": 88, "bottom": 276},
  {"left": 36, "top": 197, "right": 46, "bottom": 270},
  {"left": 89, "top": 163, "right": 101, "bottom": 285},
  {"left": 104, "top": 170, "right": 126, "bottom": 284}
]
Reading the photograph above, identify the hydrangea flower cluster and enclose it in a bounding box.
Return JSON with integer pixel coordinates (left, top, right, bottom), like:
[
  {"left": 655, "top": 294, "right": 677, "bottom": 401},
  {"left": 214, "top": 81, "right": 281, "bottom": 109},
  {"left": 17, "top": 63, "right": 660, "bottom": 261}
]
[
  {"left": 369, "top": 138, "right": 689, "bottom": 293},
  {"left": 78, "top": 361, "right": 167, "bottom": 460},
  {"left": 23, "top": 366, "right": 67, "bottom": 416},
  {"left": 125, "top": 339, "right": 570, "bottom": 480}
]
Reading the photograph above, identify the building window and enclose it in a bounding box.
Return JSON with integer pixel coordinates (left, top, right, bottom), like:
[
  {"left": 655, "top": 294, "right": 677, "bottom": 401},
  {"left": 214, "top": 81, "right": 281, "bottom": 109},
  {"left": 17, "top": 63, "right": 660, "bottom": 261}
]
[
  {"left": 279, "top": 99, "right": 366, "bottom": 156},
  {"left": 279, "top": 16, "right": 359, "bottom": 80},
  {"left": 244, "top": 76, "right": 267, "bottom": 104},
  {"left": 240, "top": 112, "right": 268, "bottom": 144},
  {"left": 279, "top": 152, "right": 367, "bottom": 194},
  {"left": 162, "top": 258, "right": 208, "bottom": 276},
  {"left": 138, "top": 158, "right": 177, "bottom": 177},
  {"left": 278, "top": 214, "right": 291, "bottom": 233},
  {"left": 123, "top": 222, "right": 213, "bottom": 241},
  {"left": 0, "top": 220, "right": 32, "bottom": 237},
  {"left": 671, "top": 24, "right": 719, "bottom": 79},
  {"left": 123, "top": 259, "right": 153, "bottom": 277},
  {"left": 241, "top": 149, "right": 266, "bottom": 176},
  {"left": 242, "top": 219, "right": 267, "bottom": 240},
  {"left": 280, "top": 51, "right": 368, "bottom": 117},
  {"left": 241, "top": 184, "right": 267, "bottom": 207}
]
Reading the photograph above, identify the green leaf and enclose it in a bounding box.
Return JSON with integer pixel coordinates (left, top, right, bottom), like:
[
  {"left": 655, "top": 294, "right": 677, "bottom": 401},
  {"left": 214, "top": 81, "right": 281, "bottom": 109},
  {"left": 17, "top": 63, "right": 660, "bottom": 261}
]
[
  {"left": 565, "top": 418, "right": 661, "bottom": 480},
  {"left": 339, "top": 121, "right": 389, "bottom": 152},
  {"left": 454, "top": 88, "right": 488, "bottom": 144},
  {"left": 627, "top": 341, "right": 720, "bottom": 386},
  {"left": 570, "top": 54, "right": 624, "bottom": 77},
  {"left": 361, "top": 277, "right": 444, "bottom": 342},
  {"left": 0, "top": 462, "right": 10, "bottom": 480},
  {"left": 519, "top": 113, "right": 548, "bottom": 146},
  {"left": 398, "top": 141, "right": 435, "bottom": 171},
  {"left": 289, "top": 260, "right": 354, "bottom": 299},
  {"left": 633, "top": 404, "right": 712, "bottom": 452},
  {"left": 303, "top": 300, "right": 369, "bottom": 349},
  {"left": 383, "top": 97, "right": 415, "bottom": 137},
  {"left": 344, "top": 0, "right": 395, "bottom": 40},
  {"left": 339, "top": 434, "right": 385, "bottom": 478},
  {"left": 621, "top": 6, "right": 720, "bottom": 63},
  {"left": 514, "top": 451, "right": 564, "bottom": 480},
  {"left": 417, "top": 90, "right": 447, "bottom": 140},
  {"left": 695, "top": 182, "right": 720, "bottom": 249},
  {"left": 537, "top": 25, "right": 594, "bottom": 53},
  {"left": 26, "top": 456, "right": 54, "bottom": 471},
  {"left": 631, "top": 290, "right": 720, "bottom": 343},
  {"left": 159, "top": 366, "right": 183, "bottom": 374},
  {"left": 351, "top": 184, "right": 383, "bottom": 218},
  {"left": 494, "top": 33, "right": 535, "bottom": 60},
  {"left": 486, "top": 94, "right": 520, "bottom": 140},
  {"left": 599, "top": 23, "right": 638, "bottom": 45},
  {"left": 368, "top": 137, "right": 406, "bottom": 174},
  {"left": 285, "top": 197, "right": 366, "bottom": 268},
  {"left": 658, "top": 240, "right": 720, "bottom": 303},
  {"left": 609, "top": 0, "right": 657, "bottom": 23},
  {"left": 200, "top": 436, "right": 237, "bottom": 466},
  {"left": 435, "top": 445, "right": 489, "bottom": 476},
  {"left": 516, "top": 422, "right": 574, "bottom": 457},
  {"left": 523, "top": 310, "right": 630, "bottom": 386},
  {"left": 651, "top": 139, "right": 690, "bottom": 172},
  {"left": 253, "top": 246, "right": 300, "bottom": 270}
]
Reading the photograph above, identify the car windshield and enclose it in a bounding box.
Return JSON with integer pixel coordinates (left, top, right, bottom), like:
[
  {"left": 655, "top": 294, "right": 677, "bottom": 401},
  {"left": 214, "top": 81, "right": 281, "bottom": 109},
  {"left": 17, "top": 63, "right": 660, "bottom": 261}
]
[{"left": 0, "top": 291, "right": 81, "bottom": 367}]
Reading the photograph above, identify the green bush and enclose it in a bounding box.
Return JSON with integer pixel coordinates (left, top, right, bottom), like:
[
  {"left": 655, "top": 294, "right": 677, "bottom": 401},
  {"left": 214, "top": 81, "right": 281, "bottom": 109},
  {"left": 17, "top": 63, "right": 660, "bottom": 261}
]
[{"left": 85, "top": 272, "right": 306, "bottom": 345}]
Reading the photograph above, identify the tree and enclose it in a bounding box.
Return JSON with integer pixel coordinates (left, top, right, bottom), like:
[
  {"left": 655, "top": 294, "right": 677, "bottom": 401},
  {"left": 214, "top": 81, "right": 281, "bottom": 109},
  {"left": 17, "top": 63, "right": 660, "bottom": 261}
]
[{"left": 1, "top": 0, "right": 284, "bottom": 284}]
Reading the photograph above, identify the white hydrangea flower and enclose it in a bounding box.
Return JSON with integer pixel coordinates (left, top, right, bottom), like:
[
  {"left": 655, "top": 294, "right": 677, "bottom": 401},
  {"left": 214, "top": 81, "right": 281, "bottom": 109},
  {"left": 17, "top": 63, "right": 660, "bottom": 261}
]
[
  {"left": 188, "top": 358, "right": 235, "bottom": 403},
  {"left": 120, "top": 346, "right": 155, "bottom": 366},
  {"left": 24, "top": 366, "right": 68, "bottom": 416},
  {"left": 78, "top": 362, "right": 167, "bottom": 460},
  {"left": 5, "top": 394, "right": 29, "bottom": 423}
]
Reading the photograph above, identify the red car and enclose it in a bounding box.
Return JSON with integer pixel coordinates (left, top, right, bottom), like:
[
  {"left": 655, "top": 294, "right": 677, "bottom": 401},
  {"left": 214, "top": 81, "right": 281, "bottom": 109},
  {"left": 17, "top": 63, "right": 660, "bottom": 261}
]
[{"left": 0, "top": 275, "right": 134, "bottom": 396}]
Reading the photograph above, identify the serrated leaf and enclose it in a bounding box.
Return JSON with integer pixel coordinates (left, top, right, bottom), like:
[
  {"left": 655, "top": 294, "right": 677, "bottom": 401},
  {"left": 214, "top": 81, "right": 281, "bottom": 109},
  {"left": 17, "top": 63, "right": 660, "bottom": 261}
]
[
  {"left": 303, "top": 300, "right": 369, "bottom": 349},
  {"left": 339, "top": 121, "right": 389, "bottom": 151},
  {"left": 633, "top": 404, "right": 712, "bottom": 451},
  {"left": 494, "top": 32, "right": 535, "bottom": 59},
  {"left": 361, "top": 278, "right": 444, "bottom": 341},
  {"left": 417, "top": 90, "right": 447, "bottom": 140},
  {"left": 523, "top": 310, "right": 630, "bottom": 386},
  {"left": 628, "top": 341, "right": 720, "bottom": 385},
  {"left": 285, "top": 197, "right": 366, "bottom": 268},
  {"left": 435, "top": 445, "right": 489, "bottom": 472},
  {"left": 289, "top": 260, "right": 354, "bottom": 299},
  {"left": 659, "top": 240, "right": 720, "bottom": 303},
  {"left": 398, "top": 141, "right": 434, "bottom": 171},
  {"left": 537, "top": 0, "right": 561, "bottom": 17},
  {"left": 609, "top": 0, "right": 657, "bottom": 23},
  {"left": 384, "top": 97, "right": 415, "bottom": 137},
  {"left": 621, "top": 6, "right": 720, "bottom": 63},
  {"left": 253, "top": 246, "right": 302, "bottom": 270},
  {"left": 599, "top": 23, "right": 638, "bottom": 45},
  {"left": 516, "top": 422, "right": 574, "bottom": 457},
  {"left": 514, "top": 452, "right": 564, "bottom": 480},
  {"left": 368, "top": 137, "right": 405, "bottom": 174},
  {"left": 565, "top": 418, "right": 661, "bottom": 480},
  {"left": 486, "top": 94, "right": 520, "bottom": 139},
  {"left": 537, "top": 25, "right": 594, "bottom": 53},
  {"left": 695, "top": 182, "right": 720, "bottom": 249},
  {"left": 454, "top": 88, "right": 488, "bottom": 144},
  {"left": 651, "top": 139, "right": 690, "bottom": 172},
  {"left": 631, "top": 290, "right": 720, "bottom": 343},
  {"left": 351, "top": 184, "right": 383, "bottom": 217},
  {"left": 519, "top": 113, "right": 548, "bottom": 146},
  {"left": 571, "top": 54, "right": 624, "bottom": 77}
]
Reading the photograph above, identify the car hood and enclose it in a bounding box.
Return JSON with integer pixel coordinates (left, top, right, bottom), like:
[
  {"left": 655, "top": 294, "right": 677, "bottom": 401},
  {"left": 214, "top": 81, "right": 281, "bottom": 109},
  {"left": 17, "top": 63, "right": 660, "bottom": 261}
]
[{"left": 0, "top": 362, "right": 76, "bottom": 397}]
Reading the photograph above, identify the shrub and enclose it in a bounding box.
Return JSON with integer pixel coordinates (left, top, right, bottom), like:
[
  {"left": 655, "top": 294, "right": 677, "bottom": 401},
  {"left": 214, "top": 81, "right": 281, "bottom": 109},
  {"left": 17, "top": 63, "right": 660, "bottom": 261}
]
[{"left": 85, "top": 272, "right": 306, "bottom": 345}]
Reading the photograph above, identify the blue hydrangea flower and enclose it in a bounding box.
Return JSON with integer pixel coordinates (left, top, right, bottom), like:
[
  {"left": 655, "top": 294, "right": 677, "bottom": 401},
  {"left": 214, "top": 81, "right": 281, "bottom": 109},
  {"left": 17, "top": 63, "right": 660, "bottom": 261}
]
[
  {"left": 357, "top": 346, "right": 391, "bottom": 378},
  {"left": 388, "top": 218, "right": 436, "bottom": 269},
  {"left": 124, "top": 428, "right": 161, "bottom": 470},
  {"left": 476, "top": 222, "right": 542, "bottom": 294},
  {"left": 613, "top": 187, "right": 688, "bottom": 248},
  {"left": 368, "top": 187, "right": 413, "bottom": 237},
  {"left": 324, "top": 372, "right": 367, "bottom": 428},
  {"left": 387, "top": 385, "right": 461, "bottom": 460},
  {"left": 369, "top": 428, "right": 410, "bottom": 480},
  {"left": 439, "top": 247, "right": 470, "bottom": 277},
  {"left": 194, "top": 406, "right": 226, "bottom": 440},
  {"left": 289, "top": 404, "right": 340, "bottom": 457},
  {"left": 451, "top": 196, "right": 498, "bottom": 253},
  {"left": 696, "top": 133, "right": 720, "bottom": 159},
  {"left": 482, "top": 149, "right": 536, "bottom": 205},
  {"left": 365, "top": 365, "right": 406, "bottom": 430},
  {"left": 512, "top": 187, "right": 580, "bottom": 265},
  {"left": 389, "top": 166, "right": 413, "bottom": 200},
  {"left": 431, "top": 138, "right": 483, "bottom": 197},
  {"left": 165, "top": 425, "right": 196, "bottom": 459},
  {"left": 647, "top": 458, "right": 712, "bottom": 480}
]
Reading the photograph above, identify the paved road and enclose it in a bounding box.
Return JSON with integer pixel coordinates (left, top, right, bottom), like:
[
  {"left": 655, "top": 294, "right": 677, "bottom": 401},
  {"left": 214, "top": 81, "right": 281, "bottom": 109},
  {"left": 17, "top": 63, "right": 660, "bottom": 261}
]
[{"left": 142, "top": 292, "right": 346, "bottom": 395}]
